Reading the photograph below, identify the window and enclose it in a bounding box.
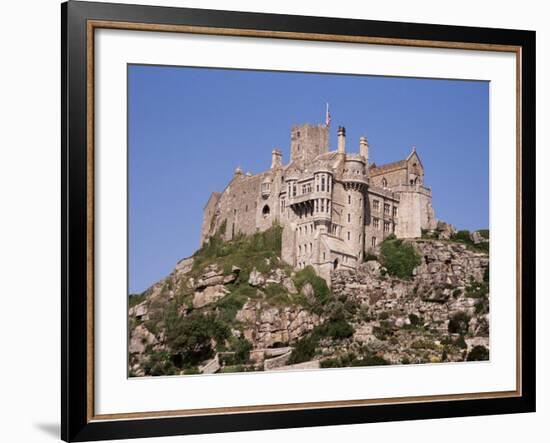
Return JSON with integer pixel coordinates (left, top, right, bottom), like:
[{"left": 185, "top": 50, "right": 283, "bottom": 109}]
[
  {"left": 281, "top": 199, "right": 285, "bottom": 213},
  {"left": 321, "top": 176, "right": 326, "bottom": 192},
  {"left": 384, "top": 221, "right": 391, "bottom": 232},
  {"left": 384, "top": 203, "right": 390, "bottom": 215},
  {"left": 298, "top": 245, "right": 302, "bottom": 254},
  {"left": 347, "top": 213, "right": 351, "bottom": 223},
  {"left": 373, "top": 218, "right": 380, "bottom": 229},
  {"left": 359, "top": 234, "right": 362, "bottom": 243},
  {"left": 382, "top": 178, "right": 388, "bottom": 188},
  {"left": 323, "top": 252, "right": 326, "bottom": 260},
  {"left": 310, "top": 243, "right": 313, "bottom": 252},
  {"left": 262, "top": 205, "right": 270, "bottom": 218},
  {"left": 393, "top": 206, "right": 398, "bottom": 217},
  {"left": 292, "top": 184, "right": 297, "bottom": 197},
  {"left": 348, "top": 195, "right": 351, "bottom": 204},
  {"left": 347, "top": 231, "right": 351, "bottom": 241},
  {"left": 373, "top": 199, "right": 380, "bottom": 211},
  {"left": 371, "top": 236, "right": 377, "bottom": 247}
]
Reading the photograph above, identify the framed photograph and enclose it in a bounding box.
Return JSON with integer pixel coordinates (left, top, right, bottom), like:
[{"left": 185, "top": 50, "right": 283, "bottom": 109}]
[{"left": 62, "top": 1, "right": 535, "bottom": 441}]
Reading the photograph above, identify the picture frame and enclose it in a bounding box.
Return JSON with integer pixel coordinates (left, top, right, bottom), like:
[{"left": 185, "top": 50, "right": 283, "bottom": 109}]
[{"left": 61, "top": 1, "right": 536, "bottom": 441}]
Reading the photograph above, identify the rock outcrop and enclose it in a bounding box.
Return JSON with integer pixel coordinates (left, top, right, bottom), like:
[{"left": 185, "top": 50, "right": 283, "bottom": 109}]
[{"left": 129, "top": 237, "right": 489, "bottom": 376}]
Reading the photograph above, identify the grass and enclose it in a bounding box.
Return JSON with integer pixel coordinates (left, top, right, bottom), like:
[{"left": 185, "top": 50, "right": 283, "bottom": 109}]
[{"left": 192, "top": 224, "right": 283, "bottom": 278}]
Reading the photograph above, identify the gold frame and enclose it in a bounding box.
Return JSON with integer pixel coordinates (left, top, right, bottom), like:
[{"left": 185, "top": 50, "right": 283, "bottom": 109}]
[{"left": 86, "top": 20, "right": 523, "bottom": 423}]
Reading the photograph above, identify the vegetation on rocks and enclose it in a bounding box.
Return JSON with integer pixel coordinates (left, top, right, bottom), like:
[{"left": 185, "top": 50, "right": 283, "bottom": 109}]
[
  {"left": 379, "top": 235, "right": 421, "bottom": 279},
  {"left": 129, "top": 225, "right": 490, "bottom": 377}
]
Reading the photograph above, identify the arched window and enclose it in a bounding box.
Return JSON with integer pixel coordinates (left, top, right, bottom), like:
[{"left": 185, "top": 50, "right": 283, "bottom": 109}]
[
  {"left": 333, "top": 259, "right": 339, "bottom": 270},
  {"left": 382, "top": 178, "right": 388, "bottom": 188},
  {"left": 262, "top": 205, "right": 270, "bottom": 218}
]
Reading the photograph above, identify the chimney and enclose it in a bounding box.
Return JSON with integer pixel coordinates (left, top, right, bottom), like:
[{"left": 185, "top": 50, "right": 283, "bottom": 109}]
[
  {"left": 271, "top": 149, "right": 282, "bottom": 169},
  {"left": 359, "top": 136, "right": 369, "bottom": 161},
  {"left": 337, "top": 126, "right": 346, "bottom": 154}
]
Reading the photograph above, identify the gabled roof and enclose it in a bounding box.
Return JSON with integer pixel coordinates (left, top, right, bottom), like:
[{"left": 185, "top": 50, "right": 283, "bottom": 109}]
[
  {"left": 369, "top": 159, "right": 407, "bottom": 176},
  {"left": 369, "top": 147, "right": 423, "bottom": 176},
  {"left": 406, "top": 147, "right": 424, "bottom": 170}
]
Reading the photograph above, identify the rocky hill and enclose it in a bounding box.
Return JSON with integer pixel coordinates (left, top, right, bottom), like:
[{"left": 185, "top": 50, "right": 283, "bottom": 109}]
[{"left": 128, "top": 226, "right": 489, "bottom": 376}]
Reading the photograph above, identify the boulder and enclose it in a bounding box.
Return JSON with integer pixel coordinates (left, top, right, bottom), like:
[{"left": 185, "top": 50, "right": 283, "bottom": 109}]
[
  {"left": 248, "top": 268, "right": 265, "bottom": 287},
  {"left": 175, "top": 257, "right": 194, "bottom": 275},
  {"left": 129, "top": 324, "right": 156, "bottom": 354},
  {"left": 193, "top": 284, "right": 229, "bottom": 308}
]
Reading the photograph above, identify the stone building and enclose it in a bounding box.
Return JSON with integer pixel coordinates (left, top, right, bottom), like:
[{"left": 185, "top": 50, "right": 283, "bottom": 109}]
[{"left": 201, "top": 123, "right": 436, "bottom": 283}]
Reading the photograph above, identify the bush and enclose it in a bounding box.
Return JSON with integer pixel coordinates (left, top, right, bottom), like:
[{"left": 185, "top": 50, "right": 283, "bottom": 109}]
[
  {"left": 380, "top": 237, "right": 421, "bottom": 279},
  {"left": 165, "top": 312, "right": 230, "bottom": 366},
  {"left": 364, "top": 252, "right": 378, "bottom": 262},
  {"left": 288, "top": 335, "right": 317, "bottom": 365},
  {"left": 450, "top": 229, "right": 489, "bottom": 253},
  {"left": 448, "top": 312, "right": 470, "bottom": 335},
  {"left": 467, "top": 345, "right": 489, "bottom": 361},
  {"left": 141, "top": 351, "right": 177, "bottom": 376},
  {"left": 293, "top": 266, "right": 330, "bottom": 304},
  {"left": 220, "top": 337, "right": 252, "bottom": 366},
  {"left": 408, "top": 313, "right": 422, "bottom": 327},
  {"left": 129, "top": 292, "right": 146, "bottom": 308},
  {"left": 192, "top": 224, "right": 283, "bottom": 276}
]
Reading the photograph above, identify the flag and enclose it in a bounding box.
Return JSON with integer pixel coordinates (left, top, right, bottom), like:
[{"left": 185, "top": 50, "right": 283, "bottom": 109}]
[{"left": 325, "top": 102, "right": 331, "bottom": 126}]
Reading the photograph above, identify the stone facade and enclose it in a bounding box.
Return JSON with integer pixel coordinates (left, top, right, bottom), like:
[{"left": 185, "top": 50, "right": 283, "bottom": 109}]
[{"left": 202, "top": 123, "right": 437, "bottom": 283}]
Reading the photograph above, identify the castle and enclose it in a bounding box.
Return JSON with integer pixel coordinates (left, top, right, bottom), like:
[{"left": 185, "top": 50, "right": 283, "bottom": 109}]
[{"left": 201, "top": 122, "right": 436, "bottom": 283}]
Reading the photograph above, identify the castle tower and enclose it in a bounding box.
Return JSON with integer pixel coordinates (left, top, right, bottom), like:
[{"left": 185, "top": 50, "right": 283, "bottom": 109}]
[
  {"left": 342, "top": 157, "right": 368, "bottom": 260},
  {"left": 359, "top": 136, "right": 369, "bottom": 162},
  {"left": 290, "top": 124, "right": 329, "bottom": 166},
  {"left": 271, "top": 149, "right": 282, "bottom": 169},
  {"left": 337, "top": 126, "right": 346, "bottom": 154}
]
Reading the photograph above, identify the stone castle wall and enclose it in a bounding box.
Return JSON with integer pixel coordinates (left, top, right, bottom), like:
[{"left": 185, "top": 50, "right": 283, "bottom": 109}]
[{"left": 201, "top": 123, "right": 437, "bottom": 282}]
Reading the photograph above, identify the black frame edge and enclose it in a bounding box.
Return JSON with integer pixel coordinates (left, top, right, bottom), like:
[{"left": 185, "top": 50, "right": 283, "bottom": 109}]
[{"left": 61, "top": 1, "right": 536, "bottom": 441}]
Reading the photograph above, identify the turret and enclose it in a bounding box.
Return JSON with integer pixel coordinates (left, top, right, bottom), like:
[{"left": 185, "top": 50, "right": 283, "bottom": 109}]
[
  {"left": 271, "top": 149, "right": 282, "bottom": 169},
  {"left": 359, "top": 136, "right": 369, "bottom": 162},
  {"left": 337, "top": 126, "right": 346, "bottom": 154}
]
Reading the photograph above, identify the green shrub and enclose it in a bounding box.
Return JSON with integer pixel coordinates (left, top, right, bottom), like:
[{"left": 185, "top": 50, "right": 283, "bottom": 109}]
[
  {"left": 467, "top": 345, "right": 489, "bottom": 361},
  {"left": 215, "top": 284, "right": 255, "bottom": 324},
  {"left": 192, "top": 224, "right": 283, "bottom": 276},
  {"left": 293, "top": 266, "right": 330, "bottom": 304},
  {"left": 288, "top": 335, "right": 317, "bottom": 364},
  {"left": 380, "top": 237, "right": 421, "bottom": 279},
  {"left": 142, "top": 351, "right": 177, "bottom": 376},
  {"left": 478, "top": 229, "right": 490, "bottom": 240},
  {"left": 323, "top": 319, "right": 355, "bottom": 339},
  {"left": 263, "top": 283, "right": 290, "bottom": 305},
  {"left": 453, "top": 230, "right": 471, "bottom": 243},
  {"left": 129, "top": 292, "right": 146, "bottom": 308},
  {"left": 320, "top": 352, "right": 388, "bottom": 368},
  {"left": 448, "top": 312, "right": 470, "bottom": 335},
  {"left": 450, "top": 229, "right": 489, "bottom": 253},
  {"left": 364, "top": 252, "right": 378, "bottom": 262},
  {"left": 408, "top": 313, "right": 422, "bottom": 326},
  {"left": 220, "top": 337, "right": 252, "bottom": 366},
  {"left": 165, "top": 312, "right": 230, "bottom": 366}
]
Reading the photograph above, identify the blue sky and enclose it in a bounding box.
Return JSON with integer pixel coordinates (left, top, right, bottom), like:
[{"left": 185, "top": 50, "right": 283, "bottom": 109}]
[{"left": 128, "top": 65, "right": 489, "bottom": 294}]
